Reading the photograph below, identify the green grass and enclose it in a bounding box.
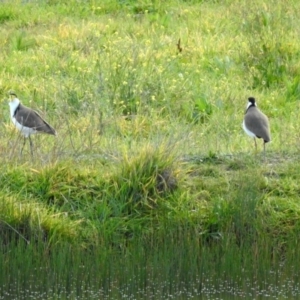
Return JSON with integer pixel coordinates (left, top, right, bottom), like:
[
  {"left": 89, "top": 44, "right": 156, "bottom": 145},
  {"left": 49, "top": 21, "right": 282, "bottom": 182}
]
[
  {"left": 1, "top": 146, "right": 300, "bottom": 251},
  {"left": 1, "top": 0, "right": 300, "bottom": 296}
]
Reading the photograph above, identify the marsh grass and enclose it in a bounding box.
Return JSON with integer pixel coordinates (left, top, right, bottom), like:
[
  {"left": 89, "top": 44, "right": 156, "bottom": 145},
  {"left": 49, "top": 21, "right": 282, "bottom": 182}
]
[{"left": 1, "top": 229, "right": 300, "bottom": 299}]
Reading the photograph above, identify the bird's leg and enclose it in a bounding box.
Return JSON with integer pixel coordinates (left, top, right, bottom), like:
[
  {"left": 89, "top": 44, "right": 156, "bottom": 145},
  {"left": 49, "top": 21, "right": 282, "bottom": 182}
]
[
  {"left": 29, "top": 136, "right": 34, "bottom": 158},
  {"left": 253, "top": 138, "right": 257, "bottom": 151},
  {"left": 263, "top": 141, "right": 266, "bottom": 161},
  {"left": 20, "top": 137, "right": 26, "bottom": 156}
]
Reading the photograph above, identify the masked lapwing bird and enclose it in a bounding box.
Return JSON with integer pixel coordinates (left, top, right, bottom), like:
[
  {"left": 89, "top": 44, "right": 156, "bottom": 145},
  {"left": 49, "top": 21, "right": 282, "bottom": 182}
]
[
  {"left": 243, "top": 97, "right": 271, "bottom": 156},
  {"left": 8, "top": 91, "right": 57, "bottom": 156}
]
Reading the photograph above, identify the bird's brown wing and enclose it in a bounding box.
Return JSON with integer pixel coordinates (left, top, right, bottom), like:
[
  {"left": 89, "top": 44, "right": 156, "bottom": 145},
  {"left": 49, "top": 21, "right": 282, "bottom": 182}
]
[
  {"left": 245, "top": 108, "right": 270, "bottom": 142},
  {"left": 15, "top": 104, "right": 57, "bottom": 135}
]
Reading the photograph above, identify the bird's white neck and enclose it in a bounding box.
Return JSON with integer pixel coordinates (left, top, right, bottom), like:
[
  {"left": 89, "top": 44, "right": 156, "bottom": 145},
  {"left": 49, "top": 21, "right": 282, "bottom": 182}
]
[
  {"left": 9, "top": 98, "right": 20, "bottom": 118},
  {"left": 246, "top": 101, "right": 256, "bottom": 109}
]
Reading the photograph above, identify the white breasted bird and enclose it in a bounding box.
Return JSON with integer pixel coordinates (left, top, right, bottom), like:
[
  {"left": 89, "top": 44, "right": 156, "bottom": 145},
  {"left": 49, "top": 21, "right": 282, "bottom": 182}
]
[
  {"left": 243, "top": 97, "right": 271, "bottom": 155},
  {"left": 8, "top": 91, "right": 57, "bottom": 156}
]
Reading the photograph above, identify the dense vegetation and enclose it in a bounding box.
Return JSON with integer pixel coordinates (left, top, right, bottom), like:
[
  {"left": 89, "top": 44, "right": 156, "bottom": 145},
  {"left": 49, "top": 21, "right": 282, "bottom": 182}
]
[{"left": 0, "top": 0, "right": 299, "bottom": 260}]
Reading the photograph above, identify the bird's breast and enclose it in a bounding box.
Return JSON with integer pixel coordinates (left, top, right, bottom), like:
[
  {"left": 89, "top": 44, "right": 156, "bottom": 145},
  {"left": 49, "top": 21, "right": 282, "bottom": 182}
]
[
  {"left": 12, "top": 117, "right": 37, "bottom": 137},
  {"left": 242, "top": 120, "right": 256, "bottom": 138}
]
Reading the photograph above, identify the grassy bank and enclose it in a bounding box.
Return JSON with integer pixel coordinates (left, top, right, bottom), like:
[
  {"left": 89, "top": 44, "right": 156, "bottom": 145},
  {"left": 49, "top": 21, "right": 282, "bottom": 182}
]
[{"left": 1, "top": 145, "right": 300, "bottom": 251}]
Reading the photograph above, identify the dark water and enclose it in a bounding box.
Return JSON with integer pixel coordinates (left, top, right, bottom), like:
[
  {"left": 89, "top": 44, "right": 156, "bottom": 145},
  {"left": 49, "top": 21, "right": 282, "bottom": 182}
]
[
  {"left": 1, "top": 236, "right": 300, "bottom": 299},
  {"left": 1, "top": 257, "right": 300, "bottom": 299},
  {"left": 1, "top": 272, "right": 300, "bottom": 299}
]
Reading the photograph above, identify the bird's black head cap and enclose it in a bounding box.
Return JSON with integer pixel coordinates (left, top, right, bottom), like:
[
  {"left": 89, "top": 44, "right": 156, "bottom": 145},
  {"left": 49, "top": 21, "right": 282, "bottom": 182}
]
[{"left": 248, "top": 97, "right": 256, "bottom": 105}]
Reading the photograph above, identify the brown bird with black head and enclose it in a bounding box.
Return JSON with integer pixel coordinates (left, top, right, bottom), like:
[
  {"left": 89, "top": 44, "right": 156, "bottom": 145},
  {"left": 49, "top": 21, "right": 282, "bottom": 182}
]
[
  {"left": 243, "top": 97, "right": 271, "bottom": 156},
  {"left": 8, "top": 91, "right": 57, "bottom": 156}
]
